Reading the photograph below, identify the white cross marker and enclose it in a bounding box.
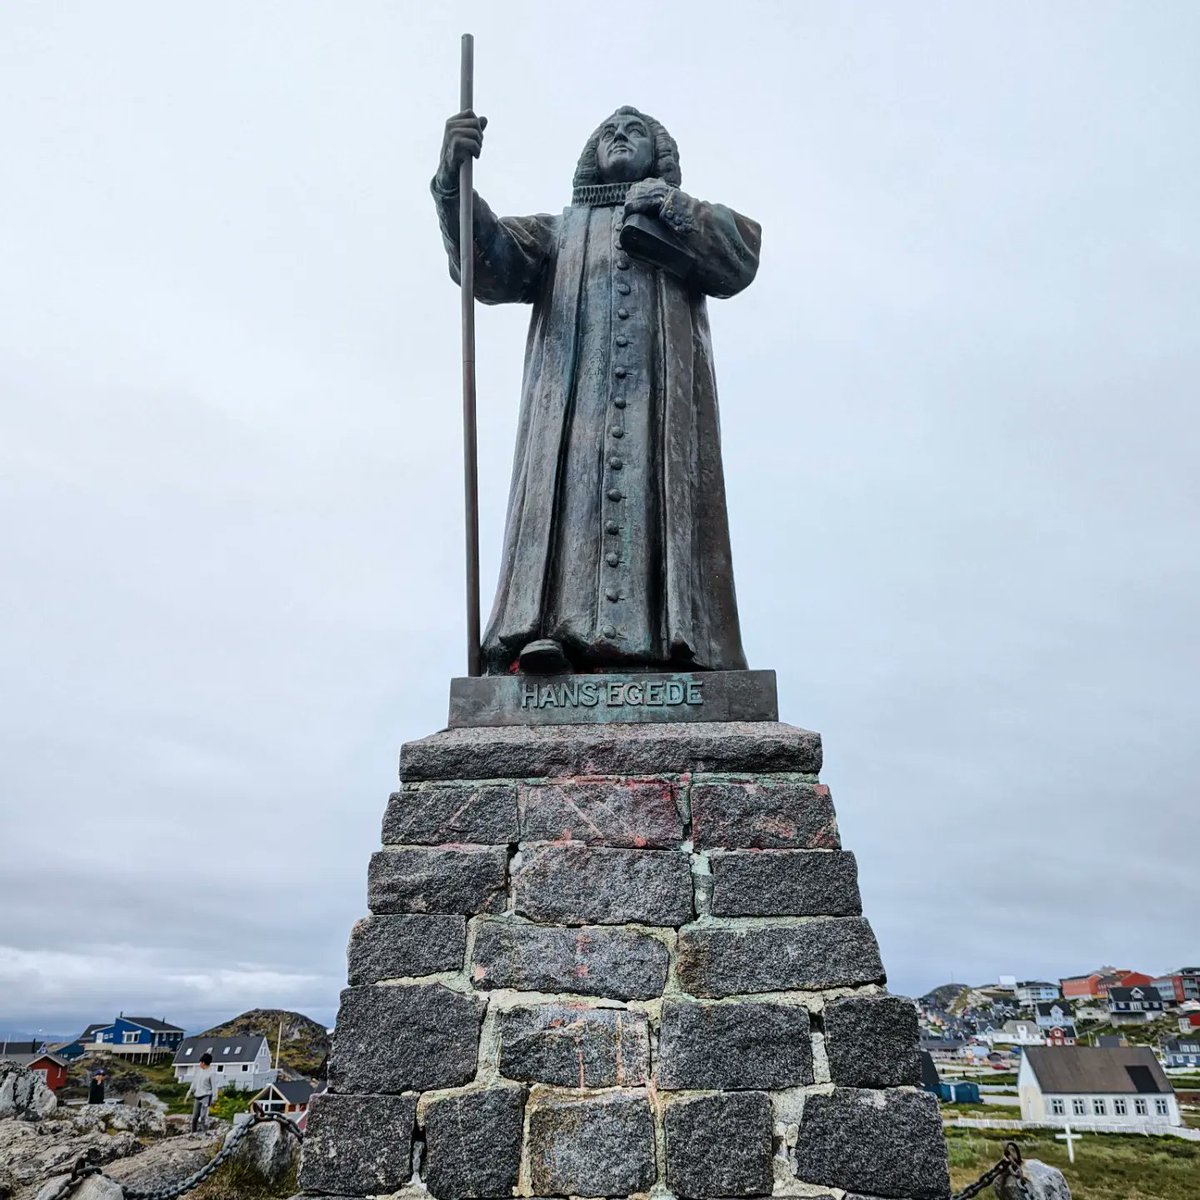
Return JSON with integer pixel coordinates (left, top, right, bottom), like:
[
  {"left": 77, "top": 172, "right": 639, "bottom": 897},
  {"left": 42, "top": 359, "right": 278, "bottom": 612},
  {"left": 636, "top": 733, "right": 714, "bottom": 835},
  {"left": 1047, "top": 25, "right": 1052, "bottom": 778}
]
[{"left": 1055, "top": 1123, "right": 1081, "bottom": 1163}]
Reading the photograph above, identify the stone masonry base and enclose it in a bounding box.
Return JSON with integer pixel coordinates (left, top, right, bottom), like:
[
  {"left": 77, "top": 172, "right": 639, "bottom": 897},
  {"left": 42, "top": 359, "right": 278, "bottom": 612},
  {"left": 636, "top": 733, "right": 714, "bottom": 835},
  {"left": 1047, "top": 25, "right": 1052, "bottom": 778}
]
[{"left": 297, "top": 721, "right": 951, "bottom": 1200}]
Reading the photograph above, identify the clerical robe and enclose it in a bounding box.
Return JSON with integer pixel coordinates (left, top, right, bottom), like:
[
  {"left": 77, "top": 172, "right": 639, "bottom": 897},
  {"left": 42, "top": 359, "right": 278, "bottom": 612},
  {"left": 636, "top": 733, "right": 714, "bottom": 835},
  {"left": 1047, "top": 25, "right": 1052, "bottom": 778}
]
[{"left": 434, "top": 180, "right": 760, "bottom": 674}]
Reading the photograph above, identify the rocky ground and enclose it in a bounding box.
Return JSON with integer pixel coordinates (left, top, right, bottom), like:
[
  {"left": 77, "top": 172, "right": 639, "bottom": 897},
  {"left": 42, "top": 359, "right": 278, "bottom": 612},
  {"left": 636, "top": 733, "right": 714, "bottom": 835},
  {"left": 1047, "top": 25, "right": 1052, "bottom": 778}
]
[{"left": 0, "top": 1064, "right": 298, "bottom": 1200}]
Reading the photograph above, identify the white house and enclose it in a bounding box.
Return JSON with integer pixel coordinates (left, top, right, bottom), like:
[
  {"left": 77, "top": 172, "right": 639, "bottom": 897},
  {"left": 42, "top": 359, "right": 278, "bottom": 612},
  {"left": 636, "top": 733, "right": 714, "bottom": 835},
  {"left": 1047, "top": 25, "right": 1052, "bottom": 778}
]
[
  {"left": 983, "top": 1020, "right": 1045, "bottom": 1048},
  {"left": 1108, "top": 985, "right": 1166, "bottom": 1025},
  {"left": 1018, "top": 1046, "right": 1180, "bottom": 1130},
  {"left": 1034, "top": 1001, "right": 1074, "bottom": 1031},
  {"left": 173, "top": 1035, "right": 277, "bottom": 1093},
  {"left": 1015, "top": 981, "right": 1059, "bottom": 1006}
]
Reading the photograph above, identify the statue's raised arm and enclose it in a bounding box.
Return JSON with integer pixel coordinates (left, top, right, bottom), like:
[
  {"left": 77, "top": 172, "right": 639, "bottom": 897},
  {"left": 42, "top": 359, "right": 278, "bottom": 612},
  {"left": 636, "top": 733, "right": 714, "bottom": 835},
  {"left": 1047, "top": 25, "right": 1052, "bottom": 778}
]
[
  {"left": 431, "top": 110, "right": 557, "bottom": 305},
  {"left": 433, "top": 105, "right": 760, "bottom": 678}
]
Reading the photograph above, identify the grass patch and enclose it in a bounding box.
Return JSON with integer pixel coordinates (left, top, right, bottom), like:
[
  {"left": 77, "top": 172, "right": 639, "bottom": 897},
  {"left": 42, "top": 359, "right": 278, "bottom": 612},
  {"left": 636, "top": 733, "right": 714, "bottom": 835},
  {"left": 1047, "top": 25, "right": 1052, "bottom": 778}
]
[
  {"left": 187, "top": 1156, "right": 298, "bottom": 1200},
  {"left": 210, "top": 1090, "right": 254, "bottom": 1122},
  {"left": 941, "top": 1102, "right": 1011, "bottom": 1119},
  {"left": 945, "top": 1127, "right": 1200, "bottom": 1200}
]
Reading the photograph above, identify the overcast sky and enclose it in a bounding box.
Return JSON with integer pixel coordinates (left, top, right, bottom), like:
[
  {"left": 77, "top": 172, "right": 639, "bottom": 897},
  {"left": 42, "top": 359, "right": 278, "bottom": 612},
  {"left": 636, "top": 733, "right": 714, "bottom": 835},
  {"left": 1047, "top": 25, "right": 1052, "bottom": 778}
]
[{"left": 3, "top": 2, "right": 1197, "bottom": 1037}]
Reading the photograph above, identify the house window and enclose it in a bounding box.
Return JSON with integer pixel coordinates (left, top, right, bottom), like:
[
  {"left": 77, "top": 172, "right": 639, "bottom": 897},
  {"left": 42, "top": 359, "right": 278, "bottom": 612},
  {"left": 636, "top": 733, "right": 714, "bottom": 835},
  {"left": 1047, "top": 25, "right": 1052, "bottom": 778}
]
[
  {"left": 1092, "top": 1099, "right": 1106, "bottom": 1115},
  {"left": 222, "top": 1047, "right": 231, "bottom": 1055},
  {"left": 1114, "top": 1098, "right": 1127, "bottom": 1115},
  {"left": 123, "top": 1032, "right": 139, "bottom": 1044},
  {"left": 1155, "top": 1099, "right": 1169, "bottom": 1116},
  {"left": 216, "top": 1064, "right": 224, "bottom": 1072},
  {"left": 241, "top": 1064, "right": 249, "bottom": 1072},
  {"left": 1050, "top": 1099, "right": 1065, "bottom": 1115},
  {"left": 184, "top": 1048, "right": 193, "bottom": 1056},
  {"left": 1134, "top": 1099, "right": 1148, "bottom": 1116},
  {"left": 1072, "top": 1099, "right": 1086, "bottom": 1116}
]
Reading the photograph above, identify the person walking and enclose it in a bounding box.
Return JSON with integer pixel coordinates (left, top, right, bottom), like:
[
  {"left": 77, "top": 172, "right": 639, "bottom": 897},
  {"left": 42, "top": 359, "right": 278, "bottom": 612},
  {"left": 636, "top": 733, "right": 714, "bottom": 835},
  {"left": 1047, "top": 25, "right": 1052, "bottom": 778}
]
[{"left": 186, "top": 1053, "right": 218, "bottom": 1132}]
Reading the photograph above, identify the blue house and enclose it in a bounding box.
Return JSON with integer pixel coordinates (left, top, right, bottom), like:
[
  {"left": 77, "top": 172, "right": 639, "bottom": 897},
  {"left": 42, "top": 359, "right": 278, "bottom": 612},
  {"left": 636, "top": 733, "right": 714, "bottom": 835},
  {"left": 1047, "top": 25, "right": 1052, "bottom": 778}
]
[
  {"left": 86, "top": 1015, "right": 184, "bottom": 1062},
  {"left": 1163, "top": 1038, "right": 1200, "bottom": 1068}
]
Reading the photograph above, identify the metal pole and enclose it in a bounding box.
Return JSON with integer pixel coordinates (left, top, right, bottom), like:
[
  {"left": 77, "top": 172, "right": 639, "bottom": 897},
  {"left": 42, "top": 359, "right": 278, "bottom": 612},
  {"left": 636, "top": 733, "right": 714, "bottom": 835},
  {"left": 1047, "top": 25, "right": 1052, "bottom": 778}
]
[{"left": 459, "top": 33, "right": 482, "bottom": 677}]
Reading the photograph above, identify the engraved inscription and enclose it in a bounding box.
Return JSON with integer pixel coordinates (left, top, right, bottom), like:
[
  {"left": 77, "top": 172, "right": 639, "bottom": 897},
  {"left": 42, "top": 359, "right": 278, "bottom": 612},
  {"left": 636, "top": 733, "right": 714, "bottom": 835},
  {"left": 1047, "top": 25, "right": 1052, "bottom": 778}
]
[{"left": 520, "top": 679, "right": 704, "bottom": 711}]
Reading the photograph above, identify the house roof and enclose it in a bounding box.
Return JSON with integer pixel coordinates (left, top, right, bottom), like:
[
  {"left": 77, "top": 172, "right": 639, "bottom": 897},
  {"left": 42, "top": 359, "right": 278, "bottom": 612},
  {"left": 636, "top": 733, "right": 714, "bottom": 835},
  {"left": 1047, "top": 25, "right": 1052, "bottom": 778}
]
[
  {"left": 1016, "top": 981, "right": 1056, "bottom": 989},
  {"left": 1164, "top": 1039, "right": 1200, "bottom": 1053},
  {"left": 1108, "top": 986, "right": 1164, "bottom": 1004},
  {"left": 122, "top": 1016, "right": 183, "bottom": 1033},
  {"left": 0, "top": 1051, "right": 67, "bottom": 1068},
  {"left": 79, "top": 1024, "right": 107, "bottom": 1042},
  {"left": 1000, "top": 1020, "right": 1039, "bottom": 1034},
  {"left": 0, "top": 1040, "right": 43, "bottom": 1056},
  {"left": 173, "top": 1035, "right": 268, "bottom": 1065},
  {"left": 1025, "top": 1047, "right": 1173, "bottom": 1095},
  {"left": 273, "top": 1080, "right": 318, "bottom": 1105},
  {"left": 1034, "top": 1001, "right": 1071, "bottom": 1015},
  {"left": 920, "top": 1036, "right": 965, "bottom": 1050}
]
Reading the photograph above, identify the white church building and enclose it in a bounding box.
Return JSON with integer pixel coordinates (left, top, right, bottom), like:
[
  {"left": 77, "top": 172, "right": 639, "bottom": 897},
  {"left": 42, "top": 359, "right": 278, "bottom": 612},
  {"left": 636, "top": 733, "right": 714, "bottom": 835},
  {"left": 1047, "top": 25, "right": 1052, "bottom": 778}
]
[{"left": 1018, "top": 1046, "right": 1180, "bottom": 1130}]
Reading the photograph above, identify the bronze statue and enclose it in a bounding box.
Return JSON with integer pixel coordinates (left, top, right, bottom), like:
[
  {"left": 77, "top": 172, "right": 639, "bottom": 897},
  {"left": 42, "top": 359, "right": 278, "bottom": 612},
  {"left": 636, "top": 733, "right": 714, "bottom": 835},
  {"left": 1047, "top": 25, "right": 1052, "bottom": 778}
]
[{"left": 433, "top": 106, "right": 760, "bottom": 676}]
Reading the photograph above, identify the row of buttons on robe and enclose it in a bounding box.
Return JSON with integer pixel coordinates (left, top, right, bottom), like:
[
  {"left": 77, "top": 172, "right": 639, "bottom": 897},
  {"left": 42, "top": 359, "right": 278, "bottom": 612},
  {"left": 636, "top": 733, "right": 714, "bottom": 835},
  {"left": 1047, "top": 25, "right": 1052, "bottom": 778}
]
[{"left": 602, "top": 219, "right": 632, "bottom": 640}]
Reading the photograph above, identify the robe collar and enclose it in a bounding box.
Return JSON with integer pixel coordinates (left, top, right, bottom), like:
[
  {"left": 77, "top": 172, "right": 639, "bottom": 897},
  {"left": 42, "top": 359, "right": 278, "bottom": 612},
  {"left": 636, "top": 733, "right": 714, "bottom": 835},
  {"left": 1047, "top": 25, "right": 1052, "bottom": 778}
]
[{"left": 571, "top": 181, "right": 632, "bottom": 208}]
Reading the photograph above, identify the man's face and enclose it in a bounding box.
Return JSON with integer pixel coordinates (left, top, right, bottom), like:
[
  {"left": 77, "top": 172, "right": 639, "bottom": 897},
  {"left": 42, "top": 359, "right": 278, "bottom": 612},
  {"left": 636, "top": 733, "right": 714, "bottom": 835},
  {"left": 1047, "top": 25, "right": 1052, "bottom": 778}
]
[{"left": 595, "top": 112, "right": 654, "bottom": 183}]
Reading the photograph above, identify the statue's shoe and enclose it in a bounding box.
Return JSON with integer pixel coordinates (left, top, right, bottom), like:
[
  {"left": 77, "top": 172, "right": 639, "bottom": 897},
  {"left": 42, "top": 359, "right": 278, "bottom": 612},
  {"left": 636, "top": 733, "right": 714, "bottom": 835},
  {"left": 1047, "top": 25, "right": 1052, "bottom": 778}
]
[{"left": 518, "top": 638, "right": 572, "bottom": 675}]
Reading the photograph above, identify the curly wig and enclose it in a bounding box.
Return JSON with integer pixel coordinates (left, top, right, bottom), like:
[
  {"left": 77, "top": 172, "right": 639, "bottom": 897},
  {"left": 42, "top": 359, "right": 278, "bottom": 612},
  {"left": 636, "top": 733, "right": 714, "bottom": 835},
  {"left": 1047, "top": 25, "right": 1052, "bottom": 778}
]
[{"left": 573, "top": 106, "right": 682, "bottom": 188}]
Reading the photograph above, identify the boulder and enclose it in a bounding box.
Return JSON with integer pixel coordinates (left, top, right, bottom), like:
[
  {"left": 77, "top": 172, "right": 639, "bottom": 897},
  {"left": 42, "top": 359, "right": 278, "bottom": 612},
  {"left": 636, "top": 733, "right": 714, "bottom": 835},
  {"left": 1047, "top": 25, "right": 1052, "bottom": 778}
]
[
  {"left": 35, "top": 1175, "right": 124, "bottom": 1200},
  {"left": 994, "top": 1159, "right": 1071, "bottom": 1199},
  {"left": 0, "top": 1063, "right": 57, "bottom": 1120},
  {"left": 96, "top": 1105, "right": 167, "bottom": 1137},
  {"left": 103, "top": 1129, "right": 222, "bottom": 1192},
  {"left": 232, "top": 1117, "right": 301, "bottom": 1184},
  {"left": 0, "top": 1117, "right": 138, "bottom": 1195}
]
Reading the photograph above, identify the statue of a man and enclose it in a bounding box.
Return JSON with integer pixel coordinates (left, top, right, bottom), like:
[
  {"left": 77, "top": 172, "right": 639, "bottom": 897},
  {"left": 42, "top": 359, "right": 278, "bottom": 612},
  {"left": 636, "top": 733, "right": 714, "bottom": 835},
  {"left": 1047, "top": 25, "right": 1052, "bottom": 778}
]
[{"left": 433, "top": 106, "right": 761, "bottom": 675}]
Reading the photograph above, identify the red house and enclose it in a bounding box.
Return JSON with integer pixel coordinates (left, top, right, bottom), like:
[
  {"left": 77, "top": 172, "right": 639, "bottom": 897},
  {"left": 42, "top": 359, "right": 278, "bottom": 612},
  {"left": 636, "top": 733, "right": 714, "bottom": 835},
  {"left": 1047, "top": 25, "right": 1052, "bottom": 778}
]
[
  {"left": 1061, "top": 973, "right": 1107, "bottom": 1000},
  {"left": 0, "top": 1047, "right": 70, "bottom": 1091},
  {"left": 1045, "top": 1025, "right": 1078, "bottom": 1047},
  {"left": 1153, "top": 970, "right": 1200, "bottom": 1006},
  {"left": 1114, "top": 972, "right": 1154, "bottom": 991}
]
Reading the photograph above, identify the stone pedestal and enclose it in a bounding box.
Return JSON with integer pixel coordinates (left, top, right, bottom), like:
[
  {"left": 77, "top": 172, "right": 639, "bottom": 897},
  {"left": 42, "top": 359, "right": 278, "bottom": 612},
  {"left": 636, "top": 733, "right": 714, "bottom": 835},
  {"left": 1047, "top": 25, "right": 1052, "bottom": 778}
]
[{"left": 299, "top": 719, "right": 951, "bottom": 1200}]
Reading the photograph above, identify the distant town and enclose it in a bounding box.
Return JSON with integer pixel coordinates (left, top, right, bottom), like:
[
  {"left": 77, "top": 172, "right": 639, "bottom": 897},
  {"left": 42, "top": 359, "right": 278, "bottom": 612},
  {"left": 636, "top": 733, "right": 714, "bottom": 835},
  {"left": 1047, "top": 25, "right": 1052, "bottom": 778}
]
[
  {"left": 916, "top": 964, "right": 1199, "bottom": 1140},
  {"left": 0, "top": 1008, "right": 331, "bottom": 1130},
  {"left": 3, "top": 966, "right": 1199, "bottom": 1198},
  {"left": 5, "top": 965, "right": 1197, "bottom": 1135}
]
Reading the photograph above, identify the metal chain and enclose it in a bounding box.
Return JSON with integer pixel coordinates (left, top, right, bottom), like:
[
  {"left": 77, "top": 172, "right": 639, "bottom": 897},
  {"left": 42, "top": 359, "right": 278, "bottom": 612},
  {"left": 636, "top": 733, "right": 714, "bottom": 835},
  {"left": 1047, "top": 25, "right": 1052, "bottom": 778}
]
[
  {"left": 45, "top": 1108, "right": 303, "bottom": 1200},
  {"left": 42, "top": 1149, "right": 105, "bottom": 1200},
  {"left": 951, "top": 1157, "right": 1010, "bottom": 1200},
  {"left": 952, "top": 1140, "right": 1035, "bottom": 1200}
]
